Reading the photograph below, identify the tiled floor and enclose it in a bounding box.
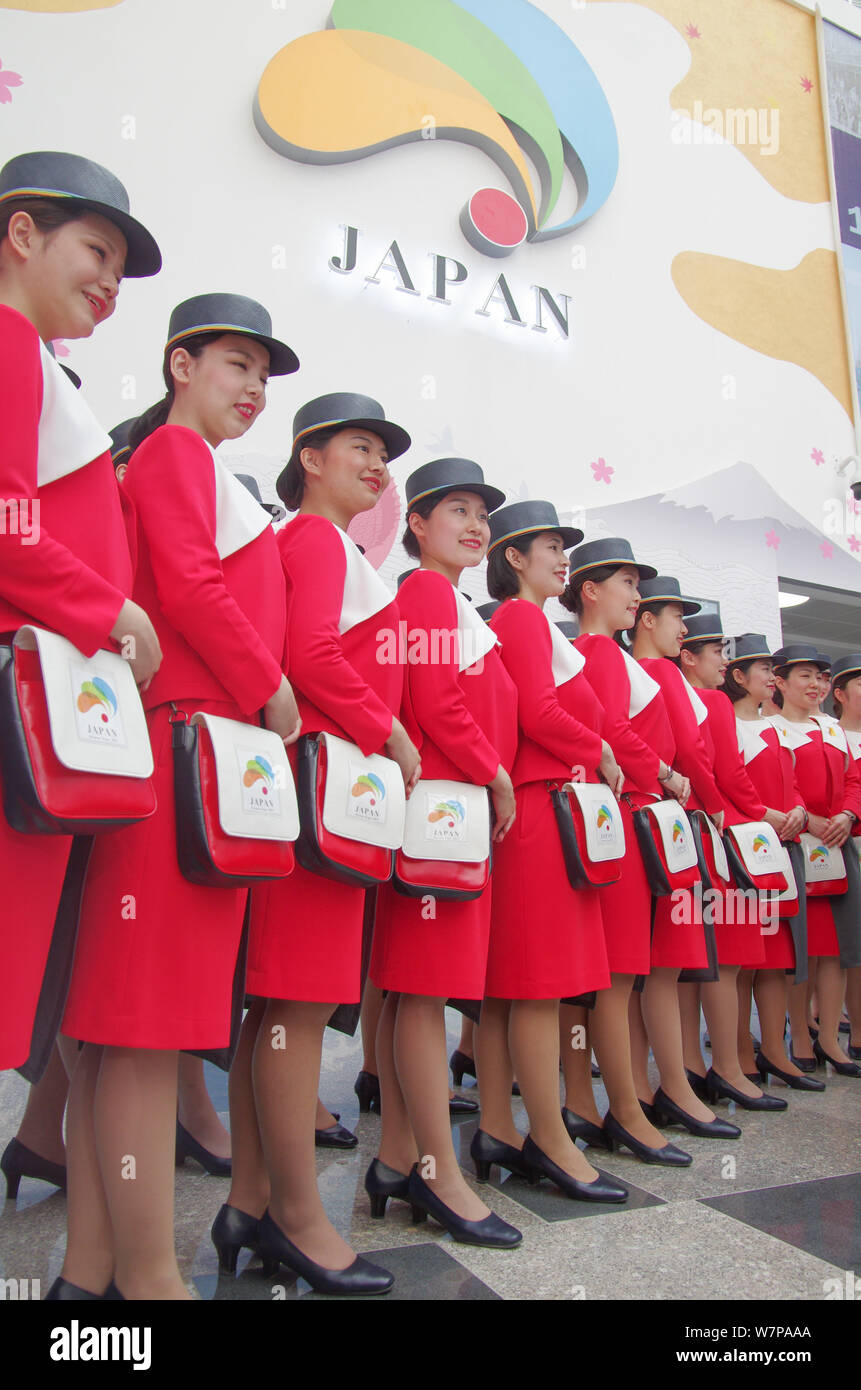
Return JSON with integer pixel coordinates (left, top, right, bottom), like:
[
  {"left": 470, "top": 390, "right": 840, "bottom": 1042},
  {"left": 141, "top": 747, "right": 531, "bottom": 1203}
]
[{"left": 1, "top": 1015, "right": 859, "bottom": 1301}]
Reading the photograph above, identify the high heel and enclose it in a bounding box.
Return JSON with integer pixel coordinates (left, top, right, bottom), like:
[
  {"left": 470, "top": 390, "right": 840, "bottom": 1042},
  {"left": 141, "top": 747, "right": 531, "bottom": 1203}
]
[
  {"left": 448, "top": 1049, "right": 476, "bottom": 1086},
  {"left": 744, "top": 1073, "right": 761, "bottom": 1085},
  {"left": 211, "top": 1203, "right": 277, "bottom": 1277},
  {"left": 449, "top": 1094, "right": 480, "bottom": 1115},
  {"left": 1, "top": 1137, "right": 67, "bottom": 1199},
  {"left": 652, "top": 1087, "right": 741, "bottom": 1139},
  {"left": 520, "top": 1135, "right": 628, "bottom": 1203},
  {"left": 812, "top": 1040, "right": 861, "bottom": 1077},
  {"left": 406, "top": 1166, "right": 522, "bottom": 1247},
  {"left": 175, "top": 1120, "right": 231, "bottom": 1177},
  {"left": 364, "top": 1157, "right": 411, "bottom": 1219},
  {"left": 705, "top": 1068, "right": 788, "bottom": 1110},
  {"left": 602, "top": 1112, "right": 692, "bottom": 1166},
  {"left": 561, "top": 1109, "right": 611, "bottom": 1151},
  {"left": 755, "top": 1051, "right": 826, "bottom": 1092},
  {"left": 353, "top": 1069, "right": 381, "bottom": 1113},
  {"left": 469, "top": 1129, "right": 539, "bottom": 1184},
  {"left": 44, "top": 1277, "right": 105, "bottom": 1301},
  {"left": 685, "top": 1069, "right": 709, "bottom": 1102},
  {"left": 257, "top": 1211, "right": 394, "bottom": 1294},
  {"left": 315, "top": 1122, "right": 359, "bottom": 1149},
  {"left": 639, "top": 1098, "right": 658, "bottom": 1124},
  {"left": 789, "top": 1049, "right": 817, "bottom": 1073}
]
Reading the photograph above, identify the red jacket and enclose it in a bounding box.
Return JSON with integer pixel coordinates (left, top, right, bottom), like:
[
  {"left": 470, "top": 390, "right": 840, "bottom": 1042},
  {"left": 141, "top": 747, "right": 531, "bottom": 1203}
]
[
  {"left": 575, "top": 634, "right": 668, "bottom": 798},
  {"left": 698, "top": 688, "right": 767, "bottom": 825},
  {"left": 640, "top": 658, "right": 722, "bottom": 814}
]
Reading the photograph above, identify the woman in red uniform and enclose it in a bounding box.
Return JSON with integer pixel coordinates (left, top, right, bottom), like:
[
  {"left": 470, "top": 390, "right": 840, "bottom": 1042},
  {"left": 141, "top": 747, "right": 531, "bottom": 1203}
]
[
  {"left": 678, "top": 615, "right": 789, "bottom": 1112},
  {"left": 560, "top": 539, "right": 693, "bottom": 1165},
  {"left": 831, "top": 654, "right": 861, "bottom": 1063},
  {"left": 628, "top": 578, "right": 740, "bottom": 1140},
  {"left": 770, "top": 645, "right": 861, "bottom": 1078},
  {"left": 59, "top": 293, "right": 301, "bottom": 1301},
  {"left": 0, "top": 151, "right": 162, "bottom": 1080},
  {"left": 469, "top": 500, "right": 628, "bottom": 1202},
  {"left": 720, "top": 635, "right": 822, "bottom": 1090},
  {"left": 221, "top": 393, "right": 420, "bottom": 1296},
  {"left": 367, "top": 458, "right": 523, "bottom": 1246}
]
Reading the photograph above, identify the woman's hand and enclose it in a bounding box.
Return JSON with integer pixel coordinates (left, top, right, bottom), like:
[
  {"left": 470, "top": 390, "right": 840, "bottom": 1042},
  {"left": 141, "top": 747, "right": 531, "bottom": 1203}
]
[
  {"left": 822, "top": 811, "right": 854, "bottom": 848},
  {"left": 806, "top": 813, "right": 831, "bottom": 841},
  {"left": 664, "top": 770, "right": 690, "bottom": 805},
  {"left": 762, "top": 807, "right": 789, "bottom": 834},
  {"left": 263, "top": 676, "right": 302, "bottom": 745},
  {"left": 385, "top": 718, "right": 421, "bottom": 798},
  {"left": 111, "top": 599, "right": 162, "bottom": 690},
  {"left": 778, "top": 805, "right": 805, "bottom": 841},
  {"left": 708, "top": 809, "right": 725, "bottom": 834},
  {"left": 598, "top": 741, "right": 624, "bottom": 798},
  {"left": 489, "top": 765, "right": 516, "bottom": 842}
]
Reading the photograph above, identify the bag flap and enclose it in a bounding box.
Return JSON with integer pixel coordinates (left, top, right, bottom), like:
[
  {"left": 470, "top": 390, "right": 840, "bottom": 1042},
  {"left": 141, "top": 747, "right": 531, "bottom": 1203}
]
[
  {"left": 693, "top": 812, "right": 730, "bottom": 882},
  {"left": 641, "top": 799, "right": 698, "bottom": 871},
  {"left": 401, "top": 780, "right": 490, "bottom": 863},
  {"left": 320, "top": 732, "right": 405, "bottom": 851},
  {"left": 565, "top": 782, "right": 626, "bottom": 862},
  {"left": 799, "top": 832, "right": 847, "bottom": 884},
  {"left": 726, "top": 822, "right": 791, "bottom": 882},
  {"left": 193, "top": 712, "right": 299, "bottom": 842},
  {"left": 15, "top": 626, "right": 153, "bottom": 778}
]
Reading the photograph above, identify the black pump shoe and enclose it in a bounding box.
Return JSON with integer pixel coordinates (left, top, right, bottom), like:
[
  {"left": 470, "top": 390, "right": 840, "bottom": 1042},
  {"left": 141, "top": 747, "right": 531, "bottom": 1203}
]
[
  {"left": 364, "top": 1158, "right": 411, "bottom": 1219},
  {"left": 257, "top": 1211, "right": 394, "bottom": 1295},
  {"left": 813, "top": 1040, "right": 861, "bottom": 1077},
  {"left": 755, "top": 1051, "right": 826, "bottom": 1092},
  {"left": 685, "top": 1069, "right": 709, "bottom": 1102},
  {"left": 315, "top": 1122, "right": 358, "bottom": 1149},
  {"left": 449, "top": 1094, "right": 480, "bottom": 1116},
  {"left": 521, "top": 1135, "right": 628, "bottom": 1203},
  {"left": 175, "top": 1121, "right": 231, "bottom": 1177},
  {"left": 561, "top": 1108, "right": 612, "bottom": 1151},
  {"left": 449, "top": 1049, "right": 476, "bottom": 1086},
  {"left": 705, "top": 1068, "right": 788, "bottom": 1110},
  {"left": 639, "top": 1098, "right": 658, "bottom": 1123},
  {"left": 44, "top": 1276, "right": 106, "bottom": 1301},
  {"left": 652, "top": 1087, "right": 741, "bottom": 1139},
  {"left": 211, "top": 1203, "right": 277, "bottom": 1277},
  {"left": 789, "top": 1049, "right": 817, "bottom": 1073},
  {"left": 849, "top": 1043, "right": 861, "bottom": 1061},
  {"left": 1, "top": 1137, "right": 67, "bottom": 1200},
  {"left": 407, "top": 1166, "right": 522, "bottom": 1247},
  {"left": 603, "top": 1112, "right": 692, "bottom": 1166},
  {"left": 353, "top": 1070, "right": 381, "bottom": 1113},
  {"left": 470, "top": 1129, "right": 537, "bottom": 1184}
]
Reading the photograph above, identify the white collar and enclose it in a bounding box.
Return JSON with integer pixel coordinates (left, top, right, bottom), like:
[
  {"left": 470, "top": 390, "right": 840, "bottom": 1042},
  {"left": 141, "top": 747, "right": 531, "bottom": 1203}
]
[
  {"left": 337, "top": 527, "right": 394, "bottom": 634},
  {"left": 620, "top": 649, "right": 660, "bottom": 718},
  {"left": 768, "top": 715, "right": 814, "bottom": 749},
  {"left": 208, "top": 447, "right": 272, "bottom": 561},
  {"left": 812, "top": 713, "right": 848, "bottom": 754},
  {"left": 37, "top": 342, "right": 111, "bottom": 486},
  {"left": 843, "top": 727, "right": 861, "bottom": 759},
  {"left": 453, "top": 586, "right": 498, "bottom": 672},
  {"left": 681, "top": 675, "right": 707, "bottom": 725},
  {"left": 543, "top": 608, "right": 585, "bottom": 686},
  {"left": 736, "top": 717, "right": 770, "bottom": 764}
]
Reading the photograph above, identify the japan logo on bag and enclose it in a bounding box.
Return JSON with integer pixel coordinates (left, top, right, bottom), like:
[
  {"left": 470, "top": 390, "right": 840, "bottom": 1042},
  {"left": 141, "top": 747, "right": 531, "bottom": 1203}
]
[
  {"left": 750, "top": 829, "right": 779, "bottom": 868},
  {"left": 238, "top": 749, "right": 281, "bottom": 816},
  {"left": 424, "top": 794, "right": 468, "bottom": 844},
  {"left": 72, "top": 664, "right": 127, "bottom": 748},
  {"left": 807, "top": 842, "right": 831, "bottom": 875},
  {"left": 595, "top": 801, "right": 619, "bottom": 847},
  {"left": 347, "top": 766, "right": 387, "bottom": 824},
  {"left": 668, "top": 816, "right": 689, "bottom": 865}
]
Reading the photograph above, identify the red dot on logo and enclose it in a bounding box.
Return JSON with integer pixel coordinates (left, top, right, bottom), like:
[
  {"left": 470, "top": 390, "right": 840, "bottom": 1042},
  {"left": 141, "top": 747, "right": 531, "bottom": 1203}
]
[
  {"left": 100, "top": 713, "right": 108, "bottom": 722},
  {"left": 370, "top": 798, "right": 376, "bottom": 806},
  {"left": 262, "top": 787, "right": 268, "bottom": 795},
  {"left": 463, "top": 188, "right": 529, "bottom": 253},
  {"left": 448, "top": 820, "right": 454, "bottom": 828}
]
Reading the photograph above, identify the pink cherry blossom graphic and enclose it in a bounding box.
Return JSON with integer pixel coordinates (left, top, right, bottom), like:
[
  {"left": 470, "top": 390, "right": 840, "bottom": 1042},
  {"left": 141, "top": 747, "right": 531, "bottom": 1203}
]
[
  {"left": 801, "top": 76, "right": 813, "bottom": 94},
  {"left": 51, "top": 339, "right": 71, "bottom": 359},
  {"left": 685, "top": 22, "right": 701, "bottom": 39},
  {"left": 590, "top": 457, "right": 614, "bottom": 485},
  {"left": 820, "top": 541, "right": 834, "bottom": 560},
  {"left": 0, "top": 59, "right": 23, "bottom": 105},
  {"left": 810, "top": 447, "right": 825, "bottom": 466},
  {"left": 347, "top": 478, "right": 402, "bottom": 569},
  {"left": 765, "top": 529, "right": 780, "bottom": 550},
  {"left": 849, "top": 536, "right": 860, "bottom": 554},
  {"left": 847, "top": 492, "right": 860, "bottom": 516}
]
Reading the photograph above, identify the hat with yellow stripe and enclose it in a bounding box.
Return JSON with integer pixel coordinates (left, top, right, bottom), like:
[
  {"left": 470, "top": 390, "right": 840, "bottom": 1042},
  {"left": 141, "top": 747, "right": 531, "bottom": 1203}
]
[
  {"left": 488, "top": 500, "right": 583, "bottom": 555},
  {"left": 406, "top": 458, "right": 505, "bottom": 514},
  {"left": 166, "top": 293, "right": 299, "bottom": 376}
]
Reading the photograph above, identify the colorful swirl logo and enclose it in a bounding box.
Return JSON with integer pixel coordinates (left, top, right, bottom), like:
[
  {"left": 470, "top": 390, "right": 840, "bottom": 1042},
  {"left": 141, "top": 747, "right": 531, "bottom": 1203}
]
[
  {"left": 352, "top": 772, "right": 386, "bottom": 805},
  {"left": 253, "top": 0, "right": 618, "bottom": 258},
  {"left": 752, "top": 834, "right": 770, "bottom": 853},
  {"left": 244, "top": 756, "right": 275, "bottom": 794},
  {"left": 596, "top": 805, "right": 612, "bottom": 829},
  {"left": 809, "top": 845, "right": 829, "bottom": 863},
  {"left": 429, "top": 799, "right": 466, "bottom": 828},
  {"left": 77, "top": 677, "right": 117, "bottom": 723},
  {"left": 672, "top": 819, "right": 685, "bottom": 844}
]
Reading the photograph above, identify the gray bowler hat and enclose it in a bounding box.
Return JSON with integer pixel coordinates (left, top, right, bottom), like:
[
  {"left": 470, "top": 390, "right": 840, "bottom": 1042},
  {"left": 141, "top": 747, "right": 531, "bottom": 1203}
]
[
  {"left": 831, "top": 654, "right": 861, "bottom": 682},
  {"left": 637, "top": 576, "right": 701, "bottom": 617},
  {"left": 166, "top": 293, "right": 299, "bottom": 376},
  {"left": 406, "top": 458, "right": 505, "bottom": 514},
  {"left": 277, "top": 392, "right": 410, "bottom": 506},
  {"left": 724, "top": 633, "right": 772, "bottom": 663},
  {"left": 0, "top": 150, "right": 161, "bottom": 277},
  {"left": 487, "top": 500, "right": 583, "bottom": 555},
  {"left": 772, "top": 643, "right": 831, "bottom": 671},
  {"left": 566, "top": 537, "right": 657, "bottom": 582},
  {"left": 681, "top": 608, "right": 725, "bottom": 644}
]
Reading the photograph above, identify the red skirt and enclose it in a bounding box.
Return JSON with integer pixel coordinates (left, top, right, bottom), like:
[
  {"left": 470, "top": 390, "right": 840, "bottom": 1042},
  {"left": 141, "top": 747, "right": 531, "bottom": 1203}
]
[
  {"left": 710, "top": 881, "right": 767, "bottom": 967},
  {"left": 62, "top": 700, "right": 248, "bottom": 1050},
  {"left": 651, "top": 888, "right": 708, "bottom": 970},
  {"left": 0, "top": 761, "right": 72, "bottom": 1070},
  {"left": 371, "top": 876, "right": 492, "bottom": 998},
  {"left": 596, "top": 798, "right": 651, "bottom": 976},
  {"left": 246, "top": 861, "right": 365, "bottom": 1003},
  {"left": 759, "top": 917, "right": 796, "bottom": 968},
  {"left": 485, "top": 781, "right": 609, "bottom": 998},
  {"left": 807, "top": 899, "right": 840, "bottom": 958}
]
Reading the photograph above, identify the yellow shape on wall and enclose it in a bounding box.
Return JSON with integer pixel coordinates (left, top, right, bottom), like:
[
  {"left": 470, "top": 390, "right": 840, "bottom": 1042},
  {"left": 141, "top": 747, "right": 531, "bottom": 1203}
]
[
  {"left": 672, "top": 248, "right": 854, "bottom": 420},
  {"left": 591, "top": 0, "right": 828, "bottom": 203}
]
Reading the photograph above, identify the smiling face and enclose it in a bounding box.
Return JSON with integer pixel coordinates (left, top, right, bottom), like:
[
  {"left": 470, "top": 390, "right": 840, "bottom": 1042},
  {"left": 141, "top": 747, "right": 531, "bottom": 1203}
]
[
  {"left": 507, "top": 530, "right": 568, "bottom": 601},
  {"left": 775, "top": 662, "right": 822, "bottom": 714},
  {"left": 816, "top": 668, "right": 831, "bottom": 705},
  {"left": 409, "top": 490, "right": 490, "bottom": 571},
  {"left": 730, "top": 657, "right": 774, "bottom": 704},
  {"left": 641, "top": 601, "right": 686, "bottom": 658},
  {"left": 582, "top": 564, "right": 641, "bottom": 632},
  {"left": 169, "top": 333, "right": 270, "bottom": 448},
  {"left": 2, "top": 209, "right": 127, "bottom": 341},
  {"left": 300, "top": 427, "right": 390, "bottom": 523},
  {"left": 835, "top": 673, "right": 861, "bottom": 722},
  {"left": 683, "top": 639, "right": 727, "bottom": 689}
]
